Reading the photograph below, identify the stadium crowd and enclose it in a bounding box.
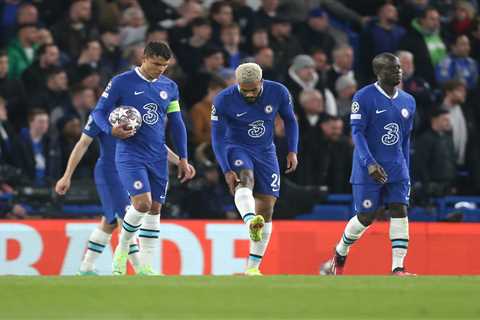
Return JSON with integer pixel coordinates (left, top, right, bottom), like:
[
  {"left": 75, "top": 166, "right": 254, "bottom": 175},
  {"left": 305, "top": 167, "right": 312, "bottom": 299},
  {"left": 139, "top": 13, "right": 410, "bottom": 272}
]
[{"left": 1, "top": 0, "right": 480, "bottom": 219}]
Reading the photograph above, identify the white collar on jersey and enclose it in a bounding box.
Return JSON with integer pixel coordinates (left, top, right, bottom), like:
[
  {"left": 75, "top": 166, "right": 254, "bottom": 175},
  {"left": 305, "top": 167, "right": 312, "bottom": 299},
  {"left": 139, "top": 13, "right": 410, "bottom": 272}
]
[
  {"left": 374, "top": 81, "right": 398, "bottom": 99},
  {"left": 135, "top": 67, "right": 158, "bottom": 82}
]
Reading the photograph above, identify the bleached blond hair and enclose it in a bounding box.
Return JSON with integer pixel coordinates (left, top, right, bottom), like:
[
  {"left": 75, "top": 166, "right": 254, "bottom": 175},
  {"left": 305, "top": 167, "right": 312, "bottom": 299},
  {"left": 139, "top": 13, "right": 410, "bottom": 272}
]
[{"left": 235, "top": 63, "right": 263, "bottom": 83}]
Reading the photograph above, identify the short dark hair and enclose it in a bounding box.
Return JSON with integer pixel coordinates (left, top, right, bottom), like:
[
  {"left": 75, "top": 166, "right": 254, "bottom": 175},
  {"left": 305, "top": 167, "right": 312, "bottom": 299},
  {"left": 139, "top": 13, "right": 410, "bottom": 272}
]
[
  {"left": 147, "top": 25, "right": 167, "bottom": 35},
  {"left": 208, "top": 75, "right": 227, "bottom": 90},
  {"left": 45, "top": 66, "right": 66, "bottom": 79},
  {"left": 202, "top": 45, "right": 223, "bottom": 60},
  {"left": 28, "top": 108, "right": 48, "bottom": 123},
  {"left": 418, "top": 6, "right": 438, "bottom": 19},
  {"left": 191, "top": 17, "right": 210, "bottom": 28},
  {"left": 372, "top": 52, "right": 398, "bottom": 75},
  {"left": 430, "top": 108, "right": 450, "bottom": 119},
  {"left": 143, "top": 41, "right": 172, "bottom": 60},
  {"left": 210, "top": 1, "right": 230, "bottom": 16},
  {"left": 442, "top": 79, "right": 466, "bottom": 93},
  {"left": 37, "top": 43, "right": 56, "bottom": 58}
]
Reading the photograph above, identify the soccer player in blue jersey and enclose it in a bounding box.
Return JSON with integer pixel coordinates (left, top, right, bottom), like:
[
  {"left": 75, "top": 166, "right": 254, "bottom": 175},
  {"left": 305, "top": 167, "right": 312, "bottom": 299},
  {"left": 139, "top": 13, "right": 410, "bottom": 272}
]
[
  {"left": 55, "top": 115, "right": 195, "bottom": 275},
  {"left": 322, "top": 53, "right": 416, "bottom": 276},
  {"left": 91, "top": 41, "right": 192, "bottom": 275},
  {"left": 211, "top": 63, "right": 299, "bottom": 276}
]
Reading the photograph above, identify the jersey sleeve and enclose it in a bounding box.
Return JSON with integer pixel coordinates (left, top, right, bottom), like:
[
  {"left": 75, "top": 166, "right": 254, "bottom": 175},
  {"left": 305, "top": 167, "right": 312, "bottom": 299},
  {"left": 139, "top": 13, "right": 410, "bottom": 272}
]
[
  {"left": 166, "top": 82, "right": 181, "bottom": 113},
  {"left": 210, "top": 93, "right": 231, "bottom": 173},
  {"left": 91, "top": 77, "right": 121, "bottom": 134},
  {"left": 350, "top": 92, "right": 377, "bottom": 167},
  {"left": 82, "top": 115, "right": 101, "bottom": 138},
  {"left": 402, "top": 96, "right": 416, "bottom": 171},
  {"left": 277, "top": 85, "right": 299, "bottom": 153}
]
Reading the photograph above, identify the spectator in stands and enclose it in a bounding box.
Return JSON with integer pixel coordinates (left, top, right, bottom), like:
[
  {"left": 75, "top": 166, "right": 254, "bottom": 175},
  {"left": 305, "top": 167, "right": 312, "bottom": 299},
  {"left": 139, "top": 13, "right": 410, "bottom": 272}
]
[
  {"left": 1, "top": 2, "right": 39, "bottom": 47},
  {"left": 0, "top": 50, "right": 27, "bottom": 129},
  {"left": 77, "top": 39, "right": 102, "bottom": 70},
  {"left": 400, "top": 6, "right": 447, "bottom": 86},
  {"left": 297, "top": 88, "right": 325, "bottom": 132},
  {"left": 469, "top": 17, "right": 480, "bottom": 64},
  {"left": 254, "top": 46, "right": 280, "bottom": 81},
  {"left": 436, "top": 34, "right": 478, "bottom": 90},
  {"left": 21, "top": 44, "right": 60, "bottom": 93},
  {"left": 18, "top": 109, "right": 60, "bottom": 186},
  {"left": 326, "top": 44, "right": 355, "bottom": 96},
  {"left": 310, "top": 47, "right": 329, "bottom": 85},
  {"left": 359, "top": 3, "right": 406, "bottom": 82},
  {"left": 246, "top": 27, "right": 269, "bottom": 54},
  {"left": 414, "top": 108, "right": 456, "bottom": 199},
  {"left": 145, "top": 25, "right": 168, "bottom": 44},
  {"left": 36, "top": 28, "right": 54, "bottom": 46},
  {"left": 0, "top": 96, "right": 23, "bottom": 169},
  {"left": 254, "top": 0, "right": 280, "bottom": 29},
  {"left": 51, "top": 0, "right": 98, "bottom": 60},
  {"left": 296, "top": 8, "right": 336, "bottom": 58},
  {"left": 57, "top": 114, "right": 97, "bottom": 179},
  {"left": 335, "top": 74, "right": 357, "bottom": 118},
  {"left": 269, "top": 15, "right": 303, "bottom": 75},
  {"left": 124, "top": 44, "right": 144, "bottom": 70},
  {"left": 75, "top": 64, "right": 102, "bottom": 96},
  {"left": 286, "top": 54, "right": 336, "bottom": 115},
  {"left": 448, "top": 1, "right": 476, "bottom": 39},
  {"left": 175, "top": 17, "right": 213, "bottom": 75},
  {"left": 220, "top": 23, "right": 247, "bottom": 69},
  {"left": 32, "top": 67, "right": 70, "bottom": 114},
  {"left": 190, "top": 76, "right": 227, "bottom": 145},
  {"left": 318, "top": 116, "right": 352, "bottom": 193},
  {"left": 209, "top": 1, "right": 234, "bottom": 46},
  {"left": 397, "top": 50, "right": 435, "bottom": 132},
  {"left": 7, "top": 23, "right": 39, "bottom": 79},
  {"left": 184, "top": 45, "right": 229, "bottom": 108},
  {"left": 51, "top": 86, "right": 95, "bottom": 127},
  {"left": 119, "top": 6, "right": 147, "bottom": 49},
  {"left": 99, "top": 28, "right": 126, "bottom": 79},
  {"left": 440, "top": 80, "right": 469, "bottom": 166},
  {"left": 159, "top": 0, "right": 204, "bottom": 41},
  {"left": 227, "top": 0, "right": 256, "bottom": 41}
]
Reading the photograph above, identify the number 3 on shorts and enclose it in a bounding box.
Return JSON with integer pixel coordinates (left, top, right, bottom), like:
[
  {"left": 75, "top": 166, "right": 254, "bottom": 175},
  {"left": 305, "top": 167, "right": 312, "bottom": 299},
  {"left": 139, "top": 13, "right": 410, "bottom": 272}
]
[{"left": 271, "top": 173, "right": 280, "bottom": 192}]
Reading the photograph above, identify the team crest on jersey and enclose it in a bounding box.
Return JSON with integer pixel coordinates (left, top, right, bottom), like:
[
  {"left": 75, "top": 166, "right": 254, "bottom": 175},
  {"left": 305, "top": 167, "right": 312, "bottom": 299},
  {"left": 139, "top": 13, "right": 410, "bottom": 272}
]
[
  {"left": 351, "top": 101, "right": 360, "bottom": 113},
  {"left": 265, "top": 105, "right": 273, "bottom": 114},
  {"left": 362, "top": 199, "right": 372, "bottom": 208},
  {"left": 133, "top": 180, "right": 143, "bottom": 190},
  {"left": 401, "top": 108, "right": 409, "bottom": 118},
  {"left": 234, "top": 159, "right": 244, "bottom": 166},
  {"left": 159, "top": 90, "right": 168, "bottom": 100}
]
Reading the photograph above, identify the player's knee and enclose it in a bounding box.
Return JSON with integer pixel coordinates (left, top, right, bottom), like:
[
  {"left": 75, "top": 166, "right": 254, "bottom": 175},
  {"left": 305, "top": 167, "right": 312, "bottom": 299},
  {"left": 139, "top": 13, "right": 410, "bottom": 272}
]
[
  {"left": 133, "top": 200, "right": 152, "bottom": 213},
  {"left": 238, "top": 170, "right": 254, "bottom": 189},
  {"left": 357, "top": 212, "right": 376, "bottom": 226},
  {"left": 389, "top": 203, "right": 407, "bottom": 218}
]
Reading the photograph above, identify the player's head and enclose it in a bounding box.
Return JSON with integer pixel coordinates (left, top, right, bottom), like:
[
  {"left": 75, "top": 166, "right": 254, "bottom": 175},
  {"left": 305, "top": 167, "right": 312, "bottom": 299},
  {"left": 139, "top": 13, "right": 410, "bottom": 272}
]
[
  {"left": 235, "top": 62, "right": 263, "bottom": 104},
  {"left": 372, "top": 52, "right": 402, "bottom": 86},
  {"left": 141, "top": 41, "right": 172, "bottom": 79}
]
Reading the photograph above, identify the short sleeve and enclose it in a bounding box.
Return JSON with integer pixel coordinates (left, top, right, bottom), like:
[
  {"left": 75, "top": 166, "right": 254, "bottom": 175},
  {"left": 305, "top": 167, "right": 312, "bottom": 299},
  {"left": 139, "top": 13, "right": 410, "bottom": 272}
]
[
  {"left": 82, "top": 115, "right": 101, "bottom": 138},
  {"left": 166, "top": 82, "right": 181, "bottom": 113}
]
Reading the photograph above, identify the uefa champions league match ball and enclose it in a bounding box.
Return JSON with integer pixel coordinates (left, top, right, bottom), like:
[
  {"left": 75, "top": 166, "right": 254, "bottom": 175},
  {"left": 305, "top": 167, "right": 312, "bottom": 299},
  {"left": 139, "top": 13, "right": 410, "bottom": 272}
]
[{"left": 108, "top": 106, "right": 142, "bottom": 131}]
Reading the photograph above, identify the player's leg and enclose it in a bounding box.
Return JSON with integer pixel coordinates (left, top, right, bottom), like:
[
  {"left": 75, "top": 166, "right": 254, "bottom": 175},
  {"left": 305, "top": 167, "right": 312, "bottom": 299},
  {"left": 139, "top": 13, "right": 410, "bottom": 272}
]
[
  {"left": 113, "top": 162, "right": 152, "bottom": 275},
  {"left": 228, "top": 148, "right": 264, "bottom": 239},
  {"left": 136, "top": 160, "right": 168, "bottom": 275},
  {"left": 324, "top": 184, "right": 382, "bottom": 275},
  {"left": 79, "top": 217, "right": 115, "bottom": 275},
  {"left": 245, "top": 193, "right": 275, "bottom": 276},
  {"left": 386, "top": 182, "right": 414, "bottom": 275}
]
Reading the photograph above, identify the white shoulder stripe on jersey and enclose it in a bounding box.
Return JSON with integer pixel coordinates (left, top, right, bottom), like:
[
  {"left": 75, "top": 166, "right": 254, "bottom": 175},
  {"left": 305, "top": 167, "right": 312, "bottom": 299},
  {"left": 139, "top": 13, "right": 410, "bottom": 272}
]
[{"left": 351, "top": 114, "right": 362, "bottom": 120}]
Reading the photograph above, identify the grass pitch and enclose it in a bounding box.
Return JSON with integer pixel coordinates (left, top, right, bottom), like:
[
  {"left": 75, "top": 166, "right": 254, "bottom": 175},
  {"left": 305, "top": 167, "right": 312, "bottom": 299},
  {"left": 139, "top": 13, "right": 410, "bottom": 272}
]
[{"left": 1, "top": 276, "right": 479, "bottom": 319}]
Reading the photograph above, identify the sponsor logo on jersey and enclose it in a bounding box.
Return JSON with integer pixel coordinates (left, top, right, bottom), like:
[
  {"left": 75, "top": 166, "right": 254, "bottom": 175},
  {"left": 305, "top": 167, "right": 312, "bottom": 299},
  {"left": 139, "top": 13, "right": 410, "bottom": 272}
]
[{"left": 247, "top": 120, "right": 266, "bottom": 138}]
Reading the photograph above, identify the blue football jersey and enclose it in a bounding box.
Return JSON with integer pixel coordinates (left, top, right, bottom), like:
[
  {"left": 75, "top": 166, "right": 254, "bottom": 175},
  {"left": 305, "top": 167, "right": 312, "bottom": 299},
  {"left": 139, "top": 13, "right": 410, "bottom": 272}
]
[
  {"left": 211, "top": 80, "right": 296, "bottom": 151},
  {"left": 350, "top": 82, "right": 416, "bottom": 184},
  {"left": 92, "top": 67, "right": 181, "bottom": 162}
]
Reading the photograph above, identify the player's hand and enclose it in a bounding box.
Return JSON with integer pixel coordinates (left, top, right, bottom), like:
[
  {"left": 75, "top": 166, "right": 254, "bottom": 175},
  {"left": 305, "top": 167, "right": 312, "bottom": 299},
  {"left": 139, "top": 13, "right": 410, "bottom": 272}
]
[
  {"left": 55, "top": 176, "right": 71, "bottom": 195},
  {"left": 368, "top": 163, "right": 388, "bottom": 184},
  {"left": 177, "top": 159, "right": 193, "bottom": 183},
  {"left": 224, "top": 171, "right": 240, "bottom": 195},
  {"left": 285, "top": 152, "right": 298, "bottom": 174},
  {"left": 111, "top": 124, "right": 135, "bottom": 139}
]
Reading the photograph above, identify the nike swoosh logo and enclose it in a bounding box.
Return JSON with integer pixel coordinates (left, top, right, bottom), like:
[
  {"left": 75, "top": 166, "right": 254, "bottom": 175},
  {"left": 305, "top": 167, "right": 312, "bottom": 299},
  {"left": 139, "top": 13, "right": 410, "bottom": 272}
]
[
  {"left": 134, "top": 91, "right": 144, "bottom": 95},
  {"left": 236, "top": 112, "right": 247, "bottom": 117},
  {"left": 376, "top": 109, "right": 387, "bottom": 114}
]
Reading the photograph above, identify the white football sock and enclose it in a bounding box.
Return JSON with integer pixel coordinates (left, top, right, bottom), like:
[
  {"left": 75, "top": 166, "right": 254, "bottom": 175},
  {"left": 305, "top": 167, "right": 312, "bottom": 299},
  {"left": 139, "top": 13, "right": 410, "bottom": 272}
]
[
  {"left": 80, "top": 228, "right": 111, "bottom": 272},
  {"left": 234, "top": 187, "right": 256, "bottom": 225},
  {"left": 128, "top": 238, "right": 141, "bottom": 272},
  {"left": 139, "top": 214, "right": 160, "bottom": 268},
  {"left": 119, "top": 206, "right": 147, "bottom": 252},
  {"left": 247, "top": 222, "right": 272, "bottom": 269},
  {"left": 336, "top": 215, "right": 368, "bottom": 256},
  {"left": 390, "top": 217, "right": 409, "bottom": 271}
]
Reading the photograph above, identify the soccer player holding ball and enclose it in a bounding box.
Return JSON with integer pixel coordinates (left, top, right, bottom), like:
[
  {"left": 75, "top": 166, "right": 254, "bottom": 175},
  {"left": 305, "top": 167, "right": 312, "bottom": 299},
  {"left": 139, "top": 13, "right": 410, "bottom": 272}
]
[
  {"left": 211, "top": 63, "right": 299, "bottom": 275},
  {"left": 92, "top": 41, "right": 193, "bottom": 275},
  {"left": 322, "top": 53, "right": 416, "bottom": 276}
]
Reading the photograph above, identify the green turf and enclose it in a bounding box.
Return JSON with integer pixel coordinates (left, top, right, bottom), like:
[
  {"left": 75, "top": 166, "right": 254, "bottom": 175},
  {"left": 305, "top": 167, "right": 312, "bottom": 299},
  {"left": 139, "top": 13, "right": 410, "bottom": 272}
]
[{"left": 1, "top": 276, "right": 479, "bottom": 319}]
